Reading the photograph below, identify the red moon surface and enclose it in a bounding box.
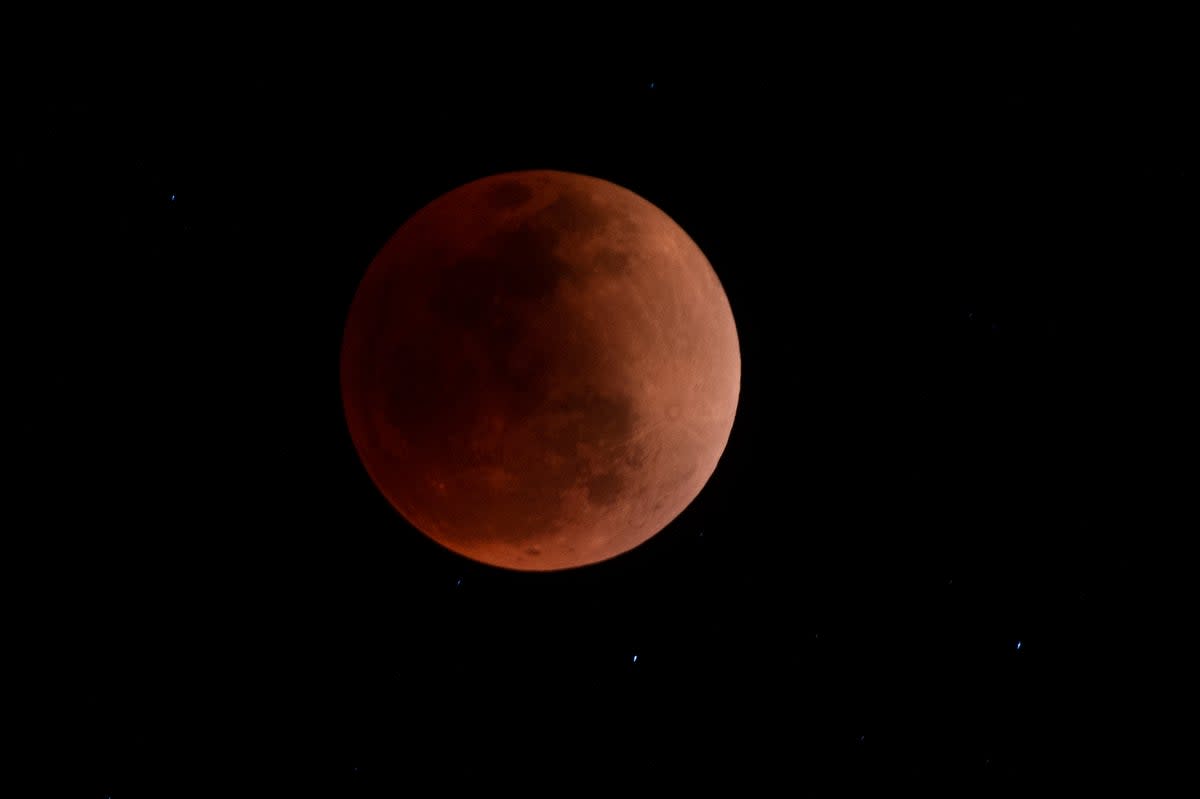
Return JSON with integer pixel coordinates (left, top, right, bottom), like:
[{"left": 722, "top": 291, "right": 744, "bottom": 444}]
[{"left": 340, "top": 170, "right": 740, "bottom": 571}]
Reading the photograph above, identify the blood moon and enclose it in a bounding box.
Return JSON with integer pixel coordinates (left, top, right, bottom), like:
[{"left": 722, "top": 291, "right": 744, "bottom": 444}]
[{"left": 340, "top": 170, "right": 740, "bottom": 571}]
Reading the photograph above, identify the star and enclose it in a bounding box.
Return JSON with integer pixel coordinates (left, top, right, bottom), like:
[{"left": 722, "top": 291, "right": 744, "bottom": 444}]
[
  {"left": 632, "top": 654, "right": 639, "bottom": 663},
  {"left": 1016, "top": 640, "right": 1022, "bottom": 651},
  {"left": 169, "top": 193, "right": 177, "bottom": 202}
]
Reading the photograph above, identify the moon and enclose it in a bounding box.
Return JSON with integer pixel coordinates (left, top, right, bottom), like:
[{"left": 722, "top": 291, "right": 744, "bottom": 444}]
[{"left": 340, "top": 170, "right": 740, "bottom": 571}]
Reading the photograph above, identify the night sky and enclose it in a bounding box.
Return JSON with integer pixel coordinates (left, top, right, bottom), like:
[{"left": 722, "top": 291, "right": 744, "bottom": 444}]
[{"left": 23, "top": 16, "right": 1189, "bottom": 794}]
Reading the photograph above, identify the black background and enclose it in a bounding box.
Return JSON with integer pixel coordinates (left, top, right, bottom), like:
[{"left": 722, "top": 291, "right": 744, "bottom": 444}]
[{"left": 20, "top": 13, "right": 1190, "bottom": 794}]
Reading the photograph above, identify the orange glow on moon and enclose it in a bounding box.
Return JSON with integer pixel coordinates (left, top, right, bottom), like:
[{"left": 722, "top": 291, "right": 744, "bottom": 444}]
[{"left": 340, "top": 170, "right": 739, "bottom": 571}]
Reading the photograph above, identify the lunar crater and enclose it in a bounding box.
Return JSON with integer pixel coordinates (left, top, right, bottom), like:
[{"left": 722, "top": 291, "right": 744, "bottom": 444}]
[{"left": 486, "top": 180, "right": 535, "bottom": 210}]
